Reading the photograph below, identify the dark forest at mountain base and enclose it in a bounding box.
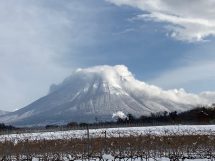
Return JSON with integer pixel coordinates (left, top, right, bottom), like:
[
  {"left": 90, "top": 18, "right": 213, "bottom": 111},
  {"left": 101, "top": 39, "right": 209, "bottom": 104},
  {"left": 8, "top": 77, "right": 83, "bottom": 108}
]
[{"left": 51, "top": 105, "right": 215, "bottom": 129}]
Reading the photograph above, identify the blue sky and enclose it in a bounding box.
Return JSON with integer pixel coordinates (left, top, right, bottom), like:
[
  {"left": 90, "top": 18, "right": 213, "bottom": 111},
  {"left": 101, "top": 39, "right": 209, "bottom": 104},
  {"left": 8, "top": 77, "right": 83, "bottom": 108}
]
[{"left": 1, "top": 0, "right": 215, "bottom": 111}]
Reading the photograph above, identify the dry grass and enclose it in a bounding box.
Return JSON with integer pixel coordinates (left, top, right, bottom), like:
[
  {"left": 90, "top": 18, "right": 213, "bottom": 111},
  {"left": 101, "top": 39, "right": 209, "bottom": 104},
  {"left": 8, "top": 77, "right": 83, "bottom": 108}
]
[{"left": 0, "top": 132, "right": 215, "bottom": 160}]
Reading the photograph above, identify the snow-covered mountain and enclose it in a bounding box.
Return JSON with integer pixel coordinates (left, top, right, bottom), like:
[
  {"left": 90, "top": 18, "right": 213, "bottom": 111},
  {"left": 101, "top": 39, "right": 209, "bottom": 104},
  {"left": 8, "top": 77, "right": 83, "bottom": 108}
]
[
  {"left": 0, "top": 65, "right": 214, "bottom": 126},
  {"left": 0, "top": 110, "right": 9, "bottom": 116}
]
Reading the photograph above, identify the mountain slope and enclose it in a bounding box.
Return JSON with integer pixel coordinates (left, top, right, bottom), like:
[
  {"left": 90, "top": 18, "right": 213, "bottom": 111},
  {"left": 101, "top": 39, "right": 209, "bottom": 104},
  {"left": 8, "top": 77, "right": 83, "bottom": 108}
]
[
  {"left": 0, "top": 65, "right": 213, "bottom": 126},
  {"left": 0, "top": 110, "right": 9, "bottom": 116}
]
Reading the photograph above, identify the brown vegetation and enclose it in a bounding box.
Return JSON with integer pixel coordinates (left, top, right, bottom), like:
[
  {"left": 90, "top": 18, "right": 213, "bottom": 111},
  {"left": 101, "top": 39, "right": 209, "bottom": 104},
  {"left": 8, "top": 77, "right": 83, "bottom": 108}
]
[{"left": 0, "top": 132, "right": 215, "bottom": 160}]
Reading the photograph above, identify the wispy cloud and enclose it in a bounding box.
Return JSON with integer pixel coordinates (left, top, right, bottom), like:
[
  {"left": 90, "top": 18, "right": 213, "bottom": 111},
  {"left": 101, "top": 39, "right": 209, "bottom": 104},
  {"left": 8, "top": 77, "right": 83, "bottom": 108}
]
[
  {"left": 149, "top": 60, "right": 215, "bottom": 92},
  {"left": 106, "top": 0, "right": 215, "bottom": 42},
  {"left": 0, "top": 0, "right": 100, "bottom": 110}
]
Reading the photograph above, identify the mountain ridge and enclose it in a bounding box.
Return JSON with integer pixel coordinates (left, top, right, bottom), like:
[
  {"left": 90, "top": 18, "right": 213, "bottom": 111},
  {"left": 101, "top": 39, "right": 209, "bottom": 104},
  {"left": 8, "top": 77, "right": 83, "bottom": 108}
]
[{"left": 0, "top": 110, "right": 10, "bottom": 116}]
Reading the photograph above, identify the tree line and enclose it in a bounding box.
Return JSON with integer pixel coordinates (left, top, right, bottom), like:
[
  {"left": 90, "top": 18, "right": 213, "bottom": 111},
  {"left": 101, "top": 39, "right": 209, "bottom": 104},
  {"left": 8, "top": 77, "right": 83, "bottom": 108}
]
[
  {"left": 64, "top": 105, "right": 215, "bottom": 128},
  {"left": 0, "top": 123, "right": 16, "bottom": 131},
  {"left": 117, "top": 106, "right": 215, "bottom": 125}
]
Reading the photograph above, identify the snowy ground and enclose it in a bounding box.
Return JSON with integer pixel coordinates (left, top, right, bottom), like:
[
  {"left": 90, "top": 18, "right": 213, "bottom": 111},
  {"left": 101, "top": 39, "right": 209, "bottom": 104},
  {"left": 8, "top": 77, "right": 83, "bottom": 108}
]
[{"left": 1, "top": 125, "right": 215, "bottom": 142}]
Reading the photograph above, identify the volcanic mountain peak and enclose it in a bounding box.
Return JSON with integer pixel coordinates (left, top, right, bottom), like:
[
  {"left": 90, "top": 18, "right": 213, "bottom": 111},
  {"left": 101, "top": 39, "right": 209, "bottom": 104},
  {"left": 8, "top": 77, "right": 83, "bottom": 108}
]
[{"left": 0, "top": 65, "right": 214, "bottom": 126}]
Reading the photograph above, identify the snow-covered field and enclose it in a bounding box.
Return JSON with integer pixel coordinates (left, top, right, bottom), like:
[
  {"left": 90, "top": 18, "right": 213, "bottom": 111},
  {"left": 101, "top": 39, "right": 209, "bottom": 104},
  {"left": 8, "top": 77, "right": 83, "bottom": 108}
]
[
  {"left": 1, "top": 125, "right": 215, "bottom": 142},
  {"left": 30, "top": 157, "right": 210, "bottom": 161}
]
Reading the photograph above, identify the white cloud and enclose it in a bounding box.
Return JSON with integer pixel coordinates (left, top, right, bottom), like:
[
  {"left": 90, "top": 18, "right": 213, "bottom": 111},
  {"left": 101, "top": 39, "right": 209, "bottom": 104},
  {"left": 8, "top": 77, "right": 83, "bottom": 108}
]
[
  {"left": 107, "top": 0, "right": 215, "bottom": 42},
  {"left": 69, "top": 65, "right": 213, "bottom": 105}
]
